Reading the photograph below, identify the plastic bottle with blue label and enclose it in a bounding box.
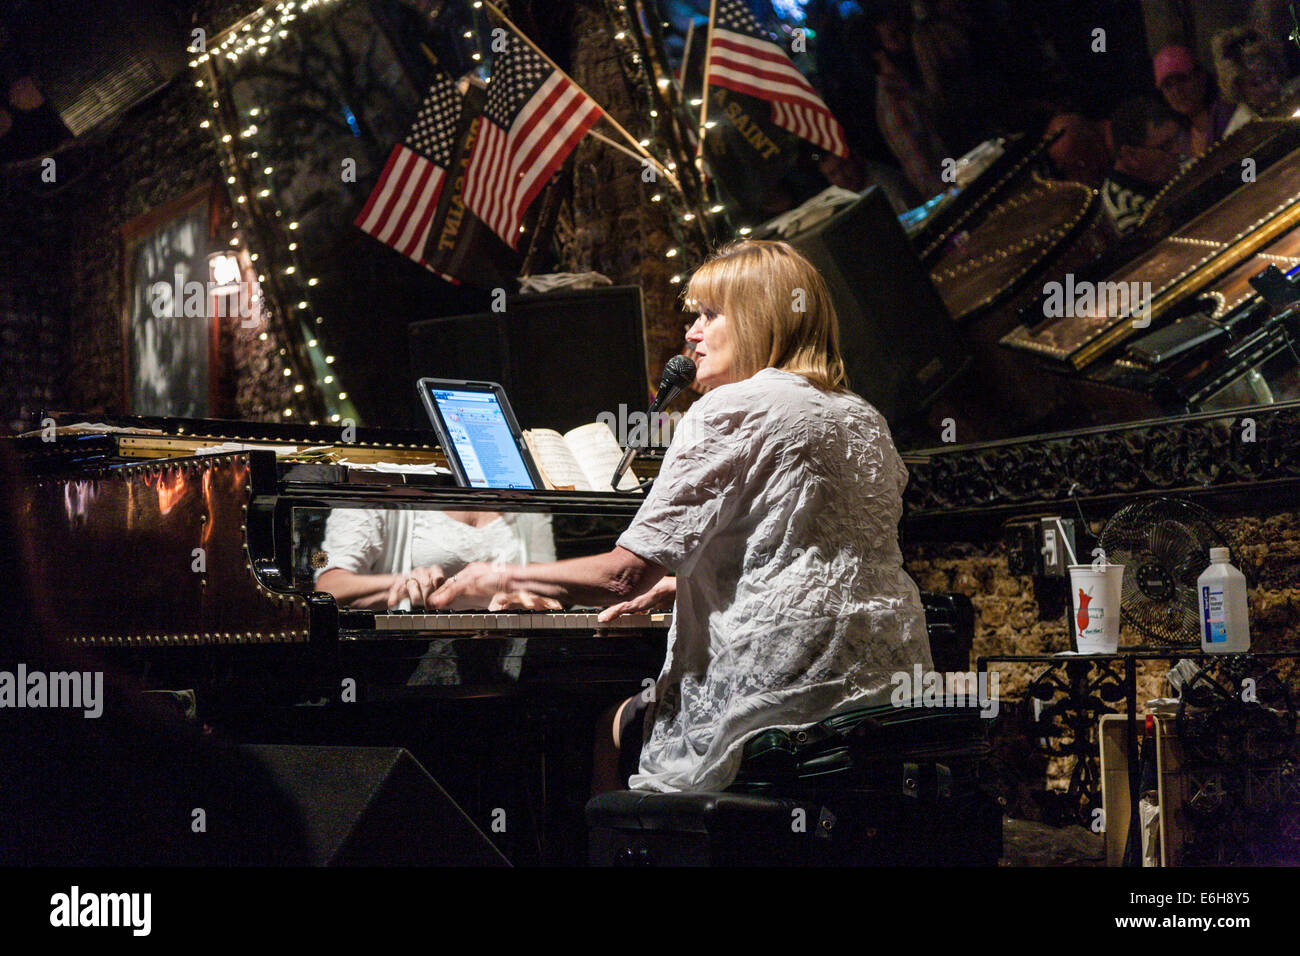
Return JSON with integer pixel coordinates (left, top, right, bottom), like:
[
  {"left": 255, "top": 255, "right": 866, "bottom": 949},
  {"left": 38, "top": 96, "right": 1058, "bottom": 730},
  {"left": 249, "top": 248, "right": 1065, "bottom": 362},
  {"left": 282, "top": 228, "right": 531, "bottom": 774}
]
[{"left": 1197, "top": 547, "right": 1250, "bottom": 654}]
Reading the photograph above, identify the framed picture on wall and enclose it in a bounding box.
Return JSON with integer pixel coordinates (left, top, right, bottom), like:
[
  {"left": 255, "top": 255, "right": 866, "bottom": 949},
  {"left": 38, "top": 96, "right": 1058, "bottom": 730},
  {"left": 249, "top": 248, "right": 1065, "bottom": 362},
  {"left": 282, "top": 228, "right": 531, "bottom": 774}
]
[{"left": 121, "top": 184, "right": 220, "bottom": 417}]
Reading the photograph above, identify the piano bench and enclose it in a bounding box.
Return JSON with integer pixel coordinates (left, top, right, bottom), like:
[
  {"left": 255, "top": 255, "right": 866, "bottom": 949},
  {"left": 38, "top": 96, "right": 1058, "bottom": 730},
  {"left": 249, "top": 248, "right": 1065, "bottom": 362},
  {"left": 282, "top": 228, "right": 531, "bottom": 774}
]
[
  {"left": 586, "top": 783, "right": 1002, "bottom": 866},
  {"left": 587, "top": 704, "right": 1002, "bottom": 866}
]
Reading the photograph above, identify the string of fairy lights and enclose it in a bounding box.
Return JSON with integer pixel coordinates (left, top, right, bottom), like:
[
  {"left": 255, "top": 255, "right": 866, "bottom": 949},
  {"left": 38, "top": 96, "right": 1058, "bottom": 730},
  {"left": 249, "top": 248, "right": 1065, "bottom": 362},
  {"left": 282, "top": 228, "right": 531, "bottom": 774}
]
[
  {"left": 189, "top": 0, "right": 763, "bottom": 423},
  {"left": 193, "top": 0, "right": 353, "bottom": 426},
  {"left": 598, "top": 0, "right": 738, "bottom": 279}
]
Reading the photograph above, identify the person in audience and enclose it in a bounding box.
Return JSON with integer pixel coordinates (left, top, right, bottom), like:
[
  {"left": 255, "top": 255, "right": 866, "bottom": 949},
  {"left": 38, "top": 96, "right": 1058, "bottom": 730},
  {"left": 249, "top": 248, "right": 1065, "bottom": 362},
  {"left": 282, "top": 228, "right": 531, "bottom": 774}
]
[
  {"left": 910, "top": 0, "right": 980, "bottom": 153},
  {"left": 1101, "top": 96, "right": 1183, "bottom": 237},
  {"left": 817, "top": 148, "right": 916, "bottom": 213},
  {"left": 866, "top": 3, "right": 950, "bottom": 200},
  {"left": 1153, "top": 44, "right": 1232, "bottom": 160},
  {"left": 1213, "top": 26, "right": 1299, "bottom": 137},
  {"left": 1142, "top": 0, "right": 1256, "bottom": 76},
  {"left": 1045, "top": 112, "right": 1114, "bottom": 188}
]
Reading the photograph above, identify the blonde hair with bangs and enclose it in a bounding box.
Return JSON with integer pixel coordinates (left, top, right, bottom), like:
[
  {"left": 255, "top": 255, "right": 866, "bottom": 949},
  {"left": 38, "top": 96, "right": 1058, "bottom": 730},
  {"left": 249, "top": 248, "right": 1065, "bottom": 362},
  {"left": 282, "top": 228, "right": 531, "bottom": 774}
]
[{"left": 683, "top": 239, "right": 847, "bottom": 392}]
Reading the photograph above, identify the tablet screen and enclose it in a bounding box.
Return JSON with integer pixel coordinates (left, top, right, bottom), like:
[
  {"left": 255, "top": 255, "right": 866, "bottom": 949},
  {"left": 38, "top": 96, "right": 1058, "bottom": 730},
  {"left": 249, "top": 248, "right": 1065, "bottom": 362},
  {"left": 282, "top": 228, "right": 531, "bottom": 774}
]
[{"left": 424, "top": 385, "right": 537, "bottom": 489}]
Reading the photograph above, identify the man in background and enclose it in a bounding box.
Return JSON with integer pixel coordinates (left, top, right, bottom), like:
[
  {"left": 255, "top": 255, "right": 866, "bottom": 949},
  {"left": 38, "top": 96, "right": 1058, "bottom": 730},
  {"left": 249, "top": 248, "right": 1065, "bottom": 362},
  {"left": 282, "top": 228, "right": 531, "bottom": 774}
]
[
  {"left": 1045, "top": 112, "right": 1114, "bottom": 188},
  {"left": 1101, "top": 96, "right": 1183, "bottom": 238}
]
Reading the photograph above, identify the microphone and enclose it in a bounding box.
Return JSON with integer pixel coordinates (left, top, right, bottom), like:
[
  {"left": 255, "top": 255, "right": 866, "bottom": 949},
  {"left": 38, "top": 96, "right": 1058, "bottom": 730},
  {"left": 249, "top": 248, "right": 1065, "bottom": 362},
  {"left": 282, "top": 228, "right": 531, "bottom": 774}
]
[{"left": 610, "top": 355, "right": 697, "bottom": 490}]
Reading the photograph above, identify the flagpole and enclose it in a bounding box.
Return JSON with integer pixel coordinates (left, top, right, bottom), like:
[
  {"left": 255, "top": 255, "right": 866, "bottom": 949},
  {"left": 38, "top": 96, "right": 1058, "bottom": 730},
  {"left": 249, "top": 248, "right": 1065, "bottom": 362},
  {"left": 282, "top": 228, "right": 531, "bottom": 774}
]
[
  {"left": 479, "top": 1, "right": 684, "bottom": 194},
  {"left": 693, "top": 0, "right": 718, "bottom": 177},
  {"left": 590, "top": 128, "right": 652, "bottom": 165}
]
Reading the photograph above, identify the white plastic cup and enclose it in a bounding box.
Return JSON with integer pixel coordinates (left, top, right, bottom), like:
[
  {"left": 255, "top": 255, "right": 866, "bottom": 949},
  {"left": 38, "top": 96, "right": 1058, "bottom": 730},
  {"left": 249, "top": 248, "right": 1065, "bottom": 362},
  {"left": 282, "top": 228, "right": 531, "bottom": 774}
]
[{"left": 1068, "top": 564, "right": 1125, "bottom": 653}]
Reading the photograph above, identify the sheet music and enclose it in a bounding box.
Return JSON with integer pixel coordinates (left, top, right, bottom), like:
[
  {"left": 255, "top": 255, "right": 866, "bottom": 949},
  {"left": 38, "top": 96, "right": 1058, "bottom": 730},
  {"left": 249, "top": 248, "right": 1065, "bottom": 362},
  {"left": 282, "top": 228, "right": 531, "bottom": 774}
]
[
  {"left": 524, "top": 429, "right": 591, "bottom": 490},
  {"left": 564, "top": 422, "right": 641, "bottom": 492}
]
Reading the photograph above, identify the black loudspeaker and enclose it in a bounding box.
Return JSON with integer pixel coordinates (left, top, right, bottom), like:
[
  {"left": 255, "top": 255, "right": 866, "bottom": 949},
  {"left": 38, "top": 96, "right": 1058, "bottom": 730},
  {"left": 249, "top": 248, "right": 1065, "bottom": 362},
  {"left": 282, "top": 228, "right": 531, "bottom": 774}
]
[
  {"left": 775, "top": 187, "right": 970, "bottom": 425},
  {"left": 408, "top": 286, "right": 650, "bottom": 434},
  {"left": 243, "top": 745, "right": 508, "bottom": 866}
]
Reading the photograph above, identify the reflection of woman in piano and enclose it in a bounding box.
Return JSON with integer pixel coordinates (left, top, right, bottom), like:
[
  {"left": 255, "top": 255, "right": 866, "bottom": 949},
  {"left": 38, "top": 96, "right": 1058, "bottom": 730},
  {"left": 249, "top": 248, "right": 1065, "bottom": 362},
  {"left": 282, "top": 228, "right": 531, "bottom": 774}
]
[
  {"left": 427, "top": 240, "right": 933, "bottom": 793},
  {"left": 315, "top": 509, "right": 558, "bottom": 610}
]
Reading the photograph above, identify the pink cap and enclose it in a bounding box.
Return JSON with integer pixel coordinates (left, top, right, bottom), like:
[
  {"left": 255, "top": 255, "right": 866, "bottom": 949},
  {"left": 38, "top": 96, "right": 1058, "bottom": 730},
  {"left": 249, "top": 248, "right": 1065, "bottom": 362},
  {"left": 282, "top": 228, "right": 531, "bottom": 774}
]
[{"left": 1154, "top": 45, "right": 1196, "bottom": 86}]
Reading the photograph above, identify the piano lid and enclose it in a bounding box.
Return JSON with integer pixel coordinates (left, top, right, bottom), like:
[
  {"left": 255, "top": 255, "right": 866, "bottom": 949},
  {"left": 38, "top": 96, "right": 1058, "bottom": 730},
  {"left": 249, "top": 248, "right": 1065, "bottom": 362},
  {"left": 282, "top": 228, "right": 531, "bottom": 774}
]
[
  {"left": 1000, "top": 143, "right": 1300, "bottom": 368},
  {"left": 914, "top": 129, "right": 1061, "bottom": 264},
  {"left": 11, "top": 413, "right": 664, "bottom": 483},
  {"left": 1139, "top": 117, "right": 1300, "bottom": 237},
  {"left": 929, "top": 175, "right": 1097, "bottom": 320}
]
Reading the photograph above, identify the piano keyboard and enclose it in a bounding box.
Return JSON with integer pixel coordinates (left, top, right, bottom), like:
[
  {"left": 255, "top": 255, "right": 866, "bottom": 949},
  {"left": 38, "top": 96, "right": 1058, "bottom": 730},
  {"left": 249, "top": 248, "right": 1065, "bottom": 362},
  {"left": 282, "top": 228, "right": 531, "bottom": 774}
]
[{"left": 369, "top": 611, "right": 672, "bottom": 633}]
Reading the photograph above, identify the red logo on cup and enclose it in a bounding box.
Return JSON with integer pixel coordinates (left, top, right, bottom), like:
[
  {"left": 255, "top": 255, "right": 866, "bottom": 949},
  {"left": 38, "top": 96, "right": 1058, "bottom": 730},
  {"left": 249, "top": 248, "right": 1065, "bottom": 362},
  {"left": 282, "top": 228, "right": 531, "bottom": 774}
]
[{"left": 1076, "top": 589, "right": 1092, "bottom": 633}]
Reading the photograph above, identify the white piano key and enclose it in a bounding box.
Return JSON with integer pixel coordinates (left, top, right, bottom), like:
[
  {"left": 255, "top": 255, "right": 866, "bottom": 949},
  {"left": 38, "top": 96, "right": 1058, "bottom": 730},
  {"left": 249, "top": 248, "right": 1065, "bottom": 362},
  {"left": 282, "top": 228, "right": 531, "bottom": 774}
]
[{"left": 364, "top": 608, "right": 670, "bottom": 636}]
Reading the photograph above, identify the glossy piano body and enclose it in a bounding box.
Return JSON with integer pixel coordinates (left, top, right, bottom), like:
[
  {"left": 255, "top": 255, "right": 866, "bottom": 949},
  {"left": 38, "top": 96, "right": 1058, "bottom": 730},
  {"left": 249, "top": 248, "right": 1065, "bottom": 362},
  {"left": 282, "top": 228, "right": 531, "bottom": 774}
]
[
  {"left": 12, "top": 415, "right": 674, "bottom": 863},
  {"left": 13, "top": 415, "right": 669, "bottom": 706},
  {"left": 924, "top": 116, "right": 1300, "bottom": 438}
]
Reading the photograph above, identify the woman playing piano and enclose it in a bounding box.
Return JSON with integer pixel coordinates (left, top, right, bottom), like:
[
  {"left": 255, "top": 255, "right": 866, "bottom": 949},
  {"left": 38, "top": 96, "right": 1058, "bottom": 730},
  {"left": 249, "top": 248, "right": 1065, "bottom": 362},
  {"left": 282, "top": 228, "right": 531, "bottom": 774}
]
[
  {"left": 427, "top": 239, "right": 933, "bottom": 793},
  {"left": 315, "top": 509, "right": 559, "bottom": 611}
]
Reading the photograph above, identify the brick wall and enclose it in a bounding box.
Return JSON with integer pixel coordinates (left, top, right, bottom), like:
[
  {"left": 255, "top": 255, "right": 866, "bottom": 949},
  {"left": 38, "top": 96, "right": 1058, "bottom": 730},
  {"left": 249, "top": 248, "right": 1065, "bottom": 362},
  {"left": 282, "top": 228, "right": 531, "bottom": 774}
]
[{"left": 903, "top": 498, "right": 1300, "bottom": 804}]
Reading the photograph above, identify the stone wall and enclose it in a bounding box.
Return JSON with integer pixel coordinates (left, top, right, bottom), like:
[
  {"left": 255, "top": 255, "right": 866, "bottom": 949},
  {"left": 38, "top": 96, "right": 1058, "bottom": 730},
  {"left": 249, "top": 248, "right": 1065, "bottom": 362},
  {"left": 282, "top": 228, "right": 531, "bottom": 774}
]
[
  {"left": 0, "top": 160, "right": 66, "bottom": 432},
  {"left": 903, "top": 499, "right": 1300, "bottom": 805}
]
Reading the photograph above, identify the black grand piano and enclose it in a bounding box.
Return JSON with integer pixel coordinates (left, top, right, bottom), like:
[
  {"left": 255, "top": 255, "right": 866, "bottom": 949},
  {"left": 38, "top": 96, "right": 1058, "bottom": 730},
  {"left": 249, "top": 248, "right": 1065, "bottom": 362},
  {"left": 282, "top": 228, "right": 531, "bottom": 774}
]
[{"left": 11, "top": 413, "right": 671, "bottom": 864}]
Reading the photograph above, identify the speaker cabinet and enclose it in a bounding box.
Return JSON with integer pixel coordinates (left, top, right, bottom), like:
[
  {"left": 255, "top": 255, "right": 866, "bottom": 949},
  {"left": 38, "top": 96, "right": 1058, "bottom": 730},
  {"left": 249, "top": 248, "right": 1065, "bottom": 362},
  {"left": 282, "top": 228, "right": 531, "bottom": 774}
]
[
  {"left": 409, "top": 286, "right": 650, "bottom": 434},
  {"left": 244, "top": 745, "right": 508, "bottom": 866},
  {"left": 774, "top": 187, "right": 970, "bottom": 425}
]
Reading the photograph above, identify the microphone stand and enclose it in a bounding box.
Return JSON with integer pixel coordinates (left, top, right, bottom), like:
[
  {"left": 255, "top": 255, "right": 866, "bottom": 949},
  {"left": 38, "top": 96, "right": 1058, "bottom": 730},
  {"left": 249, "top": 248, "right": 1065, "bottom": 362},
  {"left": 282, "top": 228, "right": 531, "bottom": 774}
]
[
  {"left": 610, "top": 404, "right": 678, "bottom": 492},
  {"left": 609, "top": 436, "right": 660, "bottom": 493},
  {"left": 611, "top": 357, "right": 696, "bottom": 491}
]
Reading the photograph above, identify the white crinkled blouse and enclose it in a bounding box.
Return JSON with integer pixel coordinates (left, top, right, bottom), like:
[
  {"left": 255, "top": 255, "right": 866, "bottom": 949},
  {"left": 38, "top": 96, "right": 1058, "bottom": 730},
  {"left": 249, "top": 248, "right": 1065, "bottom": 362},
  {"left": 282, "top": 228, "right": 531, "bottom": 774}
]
[{"left": 617, "top": 367, "right": 933, "bottom": 792}]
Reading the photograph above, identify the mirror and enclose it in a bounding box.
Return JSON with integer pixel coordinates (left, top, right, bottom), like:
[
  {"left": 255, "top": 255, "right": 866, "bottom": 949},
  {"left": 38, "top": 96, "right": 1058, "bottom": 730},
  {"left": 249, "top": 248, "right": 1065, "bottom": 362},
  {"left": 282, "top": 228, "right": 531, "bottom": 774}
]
[
  {"left": 203, "top": 0, "right": 491, "bottom": 428},
  {"left": 910, "top": 115, "right": 1300, "bottom": 453},
  {"left": 201, "top": 2, "right": 1300, "bottom": 456},
  {"left": 291, "top": 504, "right": 628, "bottom": 608}
]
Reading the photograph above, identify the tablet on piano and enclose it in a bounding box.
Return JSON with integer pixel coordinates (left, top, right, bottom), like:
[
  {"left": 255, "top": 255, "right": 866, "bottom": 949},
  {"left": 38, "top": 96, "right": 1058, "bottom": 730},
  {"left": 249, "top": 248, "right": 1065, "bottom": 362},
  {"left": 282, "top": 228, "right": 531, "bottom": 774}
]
[{"left": 417, "top": 378, "right": 545, "bottom": 490}]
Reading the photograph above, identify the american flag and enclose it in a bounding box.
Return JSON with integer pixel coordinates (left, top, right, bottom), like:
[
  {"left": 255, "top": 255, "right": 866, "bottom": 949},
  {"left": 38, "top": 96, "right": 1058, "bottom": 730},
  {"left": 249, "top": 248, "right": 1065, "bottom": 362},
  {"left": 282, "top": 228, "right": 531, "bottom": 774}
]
[
  {"left": 707, "top": 0, "right": 848, "bottom": 157},
  {"left": 463, "top": 34, "right": 601, "bottom": 250},
  {"left": 354, "top": 70, "right": 463, "bottom": 264}
]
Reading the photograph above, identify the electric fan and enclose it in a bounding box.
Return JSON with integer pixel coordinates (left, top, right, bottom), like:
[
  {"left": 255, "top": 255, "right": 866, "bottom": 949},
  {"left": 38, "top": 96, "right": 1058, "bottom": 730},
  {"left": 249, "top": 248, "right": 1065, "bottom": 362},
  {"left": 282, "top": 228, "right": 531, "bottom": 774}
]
[{"left": 1096, "top": 497, "right": 1234, "bottom": 646}]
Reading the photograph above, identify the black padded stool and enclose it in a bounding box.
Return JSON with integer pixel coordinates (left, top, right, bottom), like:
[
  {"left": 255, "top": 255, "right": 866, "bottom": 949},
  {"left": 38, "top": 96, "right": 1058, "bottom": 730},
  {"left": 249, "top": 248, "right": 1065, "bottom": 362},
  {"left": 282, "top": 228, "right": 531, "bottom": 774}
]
[
  {"left": 587, "top": 791, "right": 830, "bottom": 866},
  {"left": 586, "top": 593, "right": 998, "bottom": 867},
  {"left": 587, "top": 703, "right": 1003, "bottom": 866}
]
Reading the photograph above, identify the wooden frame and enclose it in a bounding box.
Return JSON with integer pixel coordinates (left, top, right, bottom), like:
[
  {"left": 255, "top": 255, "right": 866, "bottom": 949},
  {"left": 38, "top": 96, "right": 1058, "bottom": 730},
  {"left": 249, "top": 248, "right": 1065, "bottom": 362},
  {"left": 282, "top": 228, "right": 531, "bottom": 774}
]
[{"left": 120, "top": 183, "right": 222, "bottom": 417}]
